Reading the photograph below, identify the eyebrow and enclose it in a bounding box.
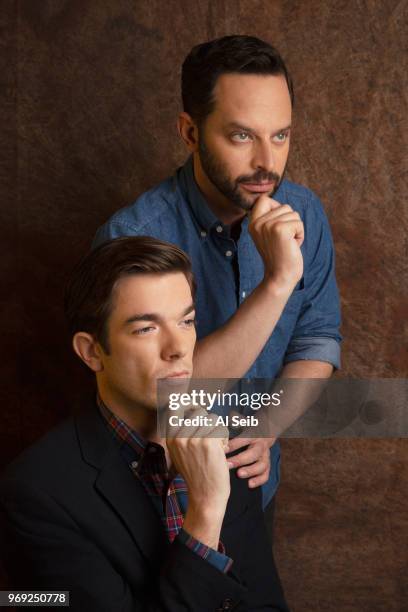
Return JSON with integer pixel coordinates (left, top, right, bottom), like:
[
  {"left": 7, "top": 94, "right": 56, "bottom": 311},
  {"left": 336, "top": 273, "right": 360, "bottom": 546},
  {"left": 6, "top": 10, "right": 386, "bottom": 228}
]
[
  {"left": 124, "top": 303, "right": 195, "bottom": 326},
  {"left": 226, "top": 122, "right": 291, "bottom": 136}
]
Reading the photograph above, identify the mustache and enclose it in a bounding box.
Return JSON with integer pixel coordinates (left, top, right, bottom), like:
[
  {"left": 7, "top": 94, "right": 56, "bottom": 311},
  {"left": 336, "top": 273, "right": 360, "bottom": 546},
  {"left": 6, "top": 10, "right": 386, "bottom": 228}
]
[{"left": 237, "top": 170, "right": 281, "bottom": 184}]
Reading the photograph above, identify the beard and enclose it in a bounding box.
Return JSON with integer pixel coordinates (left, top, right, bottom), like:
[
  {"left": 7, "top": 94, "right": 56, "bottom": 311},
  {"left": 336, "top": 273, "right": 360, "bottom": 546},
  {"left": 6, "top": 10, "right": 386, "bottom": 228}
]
[{"left": 198, "top": 133, "right": 285, "bottom": 212}]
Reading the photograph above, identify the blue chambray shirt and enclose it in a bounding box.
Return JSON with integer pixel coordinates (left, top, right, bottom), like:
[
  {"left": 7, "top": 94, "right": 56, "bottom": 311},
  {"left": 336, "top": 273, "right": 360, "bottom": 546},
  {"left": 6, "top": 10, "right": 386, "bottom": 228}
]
[{"left": 93, "top": 155, "right": 342, "bottom": 505}]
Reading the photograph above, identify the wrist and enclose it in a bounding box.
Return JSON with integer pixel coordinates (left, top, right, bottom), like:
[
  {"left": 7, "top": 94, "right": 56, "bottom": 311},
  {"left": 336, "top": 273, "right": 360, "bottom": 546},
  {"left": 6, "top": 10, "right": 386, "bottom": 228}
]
[
  {"left": 259, "top": 276, "right": 296, "bottom": 298},
  {"left": 187, "top": 498, "right": 227, "bottom": 523},
  {"left": 183, "top": 505, "right": 225, "bottom": 549}
]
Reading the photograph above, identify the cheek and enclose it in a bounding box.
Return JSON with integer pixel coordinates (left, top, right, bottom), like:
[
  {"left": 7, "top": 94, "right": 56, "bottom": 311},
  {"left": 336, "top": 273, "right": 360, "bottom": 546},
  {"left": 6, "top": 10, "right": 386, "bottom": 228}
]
[
  {"left": 186, "top": 335, "right": 196, "bottom": 363},
  {"left": 278, "top": 143, "right": 290, "bottom": 164},
  {"left": 112, "top": 340, "right": 159, "bottom": 378}
]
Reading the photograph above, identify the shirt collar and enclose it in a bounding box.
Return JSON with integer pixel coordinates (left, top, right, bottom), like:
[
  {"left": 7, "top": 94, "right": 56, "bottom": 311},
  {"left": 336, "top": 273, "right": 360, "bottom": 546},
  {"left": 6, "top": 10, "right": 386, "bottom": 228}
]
[
  {"left": 177, "top": 155, "right": 222, "bottom": 233},
  {"left": 177, "top": 155, "right": 287, "bottom": 238},
  {"left": 97, "top": 393, "right": 151, "bottom": 461}
]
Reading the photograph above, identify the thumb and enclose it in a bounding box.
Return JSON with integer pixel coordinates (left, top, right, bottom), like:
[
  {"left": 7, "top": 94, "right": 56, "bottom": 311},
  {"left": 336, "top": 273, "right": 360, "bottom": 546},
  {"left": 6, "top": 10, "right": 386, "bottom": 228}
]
[{"left": 249, "top": 195, "right": 281, "bottom": 222}]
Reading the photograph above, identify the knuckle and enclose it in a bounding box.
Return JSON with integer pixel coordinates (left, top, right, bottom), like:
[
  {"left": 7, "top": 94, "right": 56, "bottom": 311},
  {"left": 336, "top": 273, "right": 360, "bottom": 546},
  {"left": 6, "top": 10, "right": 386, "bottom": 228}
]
[
  {"left": 251, "top": 220, "right": 262, "bottom": 233},
  {"left": 273, "top": 222, "right": 286, "bottom": 235}
]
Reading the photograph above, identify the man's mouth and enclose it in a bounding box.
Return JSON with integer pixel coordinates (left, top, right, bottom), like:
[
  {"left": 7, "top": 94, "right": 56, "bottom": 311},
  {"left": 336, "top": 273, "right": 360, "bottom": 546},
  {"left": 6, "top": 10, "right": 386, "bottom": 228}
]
[
  {"left": 162, "top": 370, "right": 190, "bottom": 379},
  {"left": 240, "top": 182, "right": 275, "bottom": 193}
]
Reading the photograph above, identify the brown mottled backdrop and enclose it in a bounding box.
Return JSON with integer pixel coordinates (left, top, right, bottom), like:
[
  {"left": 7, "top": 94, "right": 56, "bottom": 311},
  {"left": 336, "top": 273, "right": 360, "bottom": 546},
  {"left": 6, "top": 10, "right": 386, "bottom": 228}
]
[{"left": 2, "top": 1, "right": 408, "bottom": 610}]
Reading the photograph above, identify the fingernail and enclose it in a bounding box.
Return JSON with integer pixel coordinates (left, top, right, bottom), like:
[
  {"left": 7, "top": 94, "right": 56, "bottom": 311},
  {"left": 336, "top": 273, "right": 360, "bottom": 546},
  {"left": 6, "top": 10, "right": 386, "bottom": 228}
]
[
  {"left": 239, "top": 469, "right": 247, "bottom": 477},
  {"left": 227, "top": 462, "right": 234, "bottom": 469}
]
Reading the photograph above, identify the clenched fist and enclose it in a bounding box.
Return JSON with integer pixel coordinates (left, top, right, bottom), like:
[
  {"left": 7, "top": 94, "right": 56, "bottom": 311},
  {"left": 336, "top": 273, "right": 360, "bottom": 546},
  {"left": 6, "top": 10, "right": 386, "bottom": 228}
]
[
  {"left": 249, "top": 194, "right": 304, "bottom": 290},
  {"left": 166, "top": 407, "right": 231, "bottom": 549}
]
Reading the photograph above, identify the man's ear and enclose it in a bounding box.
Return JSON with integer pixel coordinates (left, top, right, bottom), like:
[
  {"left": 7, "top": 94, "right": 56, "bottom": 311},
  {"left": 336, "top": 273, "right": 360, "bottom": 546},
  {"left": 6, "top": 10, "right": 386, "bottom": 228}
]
[
  {"left": 177, "top": 112, "right": 199, "bottom": 152},
  {"left": 72, "top": 332, "right": 105, "bottom": 372}
]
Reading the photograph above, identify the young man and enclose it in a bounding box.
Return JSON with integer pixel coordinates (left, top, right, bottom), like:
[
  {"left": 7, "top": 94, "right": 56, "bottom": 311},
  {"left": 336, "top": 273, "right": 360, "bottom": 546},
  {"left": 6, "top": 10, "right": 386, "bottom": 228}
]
[
  {"left": 0, "top": 237, "right": 289, "bottom": 611},
  {"left": 93, "top": 36, "right": 342, "bottom": 506}
]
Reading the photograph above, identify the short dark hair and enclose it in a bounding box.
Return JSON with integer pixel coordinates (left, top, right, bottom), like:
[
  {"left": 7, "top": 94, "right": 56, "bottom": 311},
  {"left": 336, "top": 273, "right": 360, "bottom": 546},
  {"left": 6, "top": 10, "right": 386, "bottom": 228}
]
[
  {"left": 64, "top": 236, "right": 195, "bottom": 353},
  {"left": 181, "top": 35, "right": 294, "bottom": 126}
]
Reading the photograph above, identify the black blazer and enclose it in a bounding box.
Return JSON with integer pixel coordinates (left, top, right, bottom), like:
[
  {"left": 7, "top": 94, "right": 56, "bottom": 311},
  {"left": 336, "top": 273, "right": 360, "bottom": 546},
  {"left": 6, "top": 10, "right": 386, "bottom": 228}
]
[{"left": 0, "top": 398, "right": 288, "bottom": 611}]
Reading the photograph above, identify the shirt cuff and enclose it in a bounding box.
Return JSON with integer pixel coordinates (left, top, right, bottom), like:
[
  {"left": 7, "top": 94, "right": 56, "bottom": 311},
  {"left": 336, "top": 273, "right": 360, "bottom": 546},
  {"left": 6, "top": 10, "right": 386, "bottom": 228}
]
[
  {"left": 284, "top": 336, "right": 341, "bottom": 369},
  {"left": 177, "top": 528, "right": 233, "bottom": 573}
]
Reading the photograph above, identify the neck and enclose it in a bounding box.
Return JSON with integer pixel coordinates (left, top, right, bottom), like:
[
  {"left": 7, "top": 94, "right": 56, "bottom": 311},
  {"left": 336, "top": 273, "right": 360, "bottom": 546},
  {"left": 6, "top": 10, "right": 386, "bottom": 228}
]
[
  {"left": 192, "top": 153, "right": 246, "bottom": 227},
  {"left": 97, "top": 381, "right": 157, "bottom": 440},
  {"left": 97, "top": 382, "right": 172, "bottom": 468}
]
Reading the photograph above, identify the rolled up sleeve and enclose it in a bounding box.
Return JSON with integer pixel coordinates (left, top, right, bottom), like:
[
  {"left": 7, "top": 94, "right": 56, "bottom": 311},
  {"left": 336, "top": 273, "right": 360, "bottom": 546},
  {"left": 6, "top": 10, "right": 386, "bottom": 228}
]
[
  {"left": 284, "top": 194, "right": 342, "bottom": 369},
  {"left": 177, "top": 528, "right": 233, "bottom": 574},
  {"left": 284, "top": 336, "right": 341, "bottom": 368}
]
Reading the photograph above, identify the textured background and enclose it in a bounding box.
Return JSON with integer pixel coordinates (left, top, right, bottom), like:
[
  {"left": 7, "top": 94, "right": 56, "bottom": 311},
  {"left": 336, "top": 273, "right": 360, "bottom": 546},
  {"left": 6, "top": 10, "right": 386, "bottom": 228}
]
[{"left": 2, "top": 1, "right": 408, "bottom": 609}]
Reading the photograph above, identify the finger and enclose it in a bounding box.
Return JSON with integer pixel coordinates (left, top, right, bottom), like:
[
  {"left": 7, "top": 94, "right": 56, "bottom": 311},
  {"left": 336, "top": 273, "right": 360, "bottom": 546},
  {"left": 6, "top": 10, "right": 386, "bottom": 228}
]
[
  {"left": 236, "top": 458, "right": 269, "bottom": 479},
  {"left": 227, "top": 436, "right": 252, "bottom": 452},
  {"left": 165, "top": 400, "right": 208, "bottom": 437},
  {"left": 251, "top": 204, "right": 296, "bottom": 226},
  {"left": 175, "top": 413, "right": 223, "bottom": 440},
  {"left": 185, "top": 418, "right": 229, "bottom": 453},
  {"left": 262, "top": 219, "right": 304, "bottom": 244},
  {"left": 264, "top": 211, "right": 301, "bottom": 225},
  {"left": 248, "top": 471, "right": 270, "bottom": 488},
  {"left": 249, "top": 195, "right": 282, "bottom": 222},
  {"left": 227, "top": 444, "right": 263, "bottom": 468}
]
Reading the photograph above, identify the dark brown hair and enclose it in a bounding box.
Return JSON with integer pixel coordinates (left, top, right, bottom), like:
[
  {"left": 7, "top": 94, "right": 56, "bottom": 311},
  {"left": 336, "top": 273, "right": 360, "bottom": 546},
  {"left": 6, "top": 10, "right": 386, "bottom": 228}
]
[
  {"left": 64, "top": 236, "right": 195, "bottom": 353},
  {"left": 182, "top": 35, "right": 294, "bottom": 126}
]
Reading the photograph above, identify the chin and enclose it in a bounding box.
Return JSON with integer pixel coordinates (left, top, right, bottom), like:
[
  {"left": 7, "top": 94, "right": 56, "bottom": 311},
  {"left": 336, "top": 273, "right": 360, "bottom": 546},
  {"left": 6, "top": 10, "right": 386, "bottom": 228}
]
[{"left": 234, "top": 196, "right": 255, "bottom": 212}]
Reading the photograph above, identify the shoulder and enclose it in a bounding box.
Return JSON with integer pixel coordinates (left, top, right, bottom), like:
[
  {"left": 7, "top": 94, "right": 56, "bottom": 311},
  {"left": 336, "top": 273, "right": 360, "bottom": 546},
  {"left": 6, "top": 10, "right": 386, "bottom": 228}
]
[
  {"left": 94, "top": 173, "right": 186, "bottom": 244},
  {"left": 0, "top": 417, "right": 80, "bottom": 494}
]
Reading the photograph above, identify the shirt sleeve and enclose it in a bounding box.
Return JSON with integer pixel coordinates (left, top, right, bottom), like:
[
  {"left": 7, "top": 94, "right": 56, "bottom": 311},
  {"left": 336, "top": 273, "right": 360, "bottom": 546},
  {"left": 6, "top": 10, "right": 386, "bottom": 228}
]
[
  {"left": 177, "top": 528, "right": 233, "bottom": 574},
  {"left": 284, "top": 193, "right": 342, "bottom": 369}
]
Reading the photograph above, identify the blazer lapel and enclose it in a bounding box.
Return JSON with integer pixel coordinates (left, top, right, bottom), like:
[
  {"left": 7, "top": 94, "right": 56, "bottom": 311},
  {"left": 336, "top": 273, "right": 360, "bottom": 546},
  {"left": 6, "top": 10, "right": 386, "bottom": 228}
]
[{"left": 75, "top": 399, "right": 167, "bottom": 568}]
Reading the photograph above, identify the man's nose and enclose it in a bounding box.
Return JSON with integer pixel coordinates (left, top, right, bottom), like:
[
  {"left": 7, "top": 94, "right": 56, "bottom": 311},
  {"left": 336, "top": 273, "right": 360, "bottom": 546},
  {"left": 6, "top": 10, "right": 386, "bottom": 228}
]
[
  {"left": 161, "top": 329, "right": 188, "bottom": 361},
  {"left": 251, "top": 140, "right": 275, "bottom": 173}
]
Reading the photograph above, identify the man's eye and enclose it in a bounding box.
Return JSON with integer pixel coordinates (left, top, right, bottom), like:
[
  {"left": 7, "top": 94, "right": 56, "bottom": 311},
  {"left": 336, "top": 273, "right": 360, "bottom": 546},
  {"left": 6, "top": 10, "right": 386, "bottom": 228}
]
[
  {"left": 274, "top": 131, "right": 288, "bottom": 143},
  {"left": 181, "top": 318, "right": 196, "bottom": 327},
  {"left": 231, "top": 132, "right": 251, "bottom": 142},
  {"left": 133, "top": 326, "right": 155, "bottom": 335}
]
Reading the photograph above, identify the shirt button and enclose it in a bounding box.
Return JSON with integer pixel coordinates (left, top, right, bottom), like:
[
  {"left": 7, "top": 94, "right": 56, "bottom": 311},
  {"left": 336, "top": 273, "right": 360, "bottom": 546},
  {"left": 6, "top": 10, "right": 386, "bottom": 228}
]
[
  {"left": 242, "top": 291, "right": 246, "bottom": 298},
  {"left": 131, "top": 460, "right": 139, "bottom": 469},
  {"left": 225, "top": 250, "right": 233, "bottom": 257},
  {"left": 200, "top": 230, "right": 207, "bottom": 237},
  {"left": 216, "top": 225, "right": 223, "bottom": 233}
]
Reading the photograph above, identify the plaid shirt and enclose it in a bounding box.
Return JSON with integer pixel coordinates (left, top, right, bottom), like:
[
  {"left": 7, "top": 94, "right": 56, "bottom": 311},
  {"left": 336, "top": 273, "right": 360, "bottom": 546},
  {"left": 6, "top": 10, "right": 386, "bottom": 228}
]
[{"left": 97, "top": 395, "right": 232, "bottom": 573}]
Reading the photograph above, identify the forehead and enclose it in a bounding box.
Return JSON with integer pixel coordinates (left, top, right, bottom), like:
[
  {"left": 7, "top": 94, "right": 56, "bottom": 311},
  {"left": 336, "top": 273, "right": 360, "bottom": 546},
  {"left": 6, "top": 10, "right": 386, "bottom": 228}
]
[
  {"left": 110, "top": 273, "right": 193, "bottom": 321},
  {"left": 210, "top": 73, "right": 292, "bottom": 127}
]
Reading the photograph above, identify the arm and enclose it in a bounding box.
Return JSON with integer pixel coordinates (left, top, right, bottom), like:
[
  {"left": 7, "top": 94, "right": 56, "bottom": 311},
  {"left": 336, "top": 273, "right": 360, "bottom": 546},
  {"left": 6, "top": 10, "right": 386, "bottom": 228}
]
[
  {"left": 193, "top": 278, "right": 296, "bottom": 378},
  {"left": 281, "top": 359, "right": 333, "bottom": 379},
  {"left": 227, "top": 360, "right": 334, "bottom": 488},
  {"left": 0, "top": 479, "right": 245, "bottom": 612},
  {"left": 228, "top": 194, "right": 341, "bottom": 485},
  {"left": 193, "top": 195, "right": 304, "bottom": 379}
]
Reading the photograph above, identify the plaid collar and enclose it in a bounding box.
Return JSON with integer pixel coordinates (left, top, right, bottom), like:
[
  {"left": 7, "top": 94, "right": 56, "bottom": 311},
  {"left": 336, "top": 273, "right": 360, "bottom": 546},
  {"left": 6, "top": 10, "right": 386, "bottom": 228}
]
[{"left": 96, "top": 393, "right": 165, "bottom": 462}]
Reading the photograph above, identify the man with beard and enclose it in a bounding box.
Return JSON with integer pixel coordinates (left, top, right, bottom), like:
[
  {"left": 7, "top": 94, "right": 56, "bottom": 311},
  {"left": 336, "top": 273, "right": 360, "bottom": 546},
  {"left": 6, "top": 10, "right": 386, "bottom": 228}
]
[{"left": 94, "top": 35, "right": 341, "bottom": 543}]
